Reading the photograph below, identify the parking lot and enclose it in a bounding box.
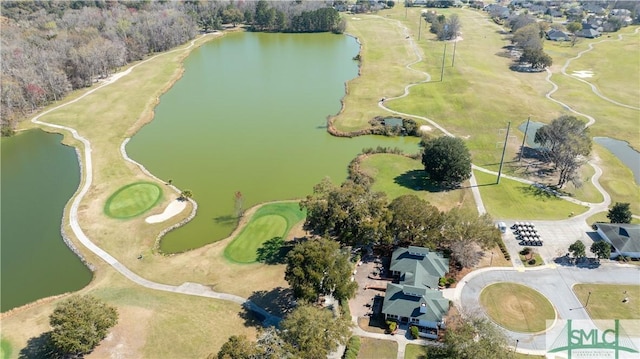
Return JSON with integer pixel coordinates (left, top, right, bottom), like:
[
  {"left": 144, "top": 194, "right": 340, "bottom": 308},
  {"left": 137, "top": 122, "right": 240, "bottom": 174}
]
[{"left": 499, "top": 217, "right": 600, "bottom": 265}]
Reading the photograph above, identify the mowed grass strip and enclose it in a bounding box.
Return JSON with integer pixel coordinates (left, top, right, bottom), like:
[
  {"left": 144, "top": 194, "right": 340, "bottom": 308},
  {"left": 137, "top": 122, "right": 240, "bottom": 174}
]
[
  {"left": 474, "top": 170, "right": 588, "bottom": 220},
  {"left": 573, "top": 284, "right": 640, "bottom": 320},
  {"left": 480, "top": 283, "right": 555, "bottom": 333},
  {"left": 357, "top": 337, "right": 397, "bottom": 359},
  {"left": 358, "top": 153, "right": 475, "bottom": 212},
  {"left": 224, "top": 202, "right": 306, "bottom": 263},
  {"left": 104, "top": 182, "right": 162, "bottom": 218},
  {"left": 593, "top": 144, "right": 640, "bottom": 215}
]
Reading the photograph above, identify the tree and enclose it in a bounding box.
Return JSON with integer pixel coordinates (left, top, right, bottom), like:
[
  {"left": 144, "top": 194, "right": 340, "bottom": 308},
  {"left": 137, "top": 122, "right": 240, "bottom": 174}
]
[
  {"left": 441, "top": 313, "right": 512, "bottom": 359},
  {"left": 520, "top": 47, "right": 552, "bottom": 69},
  {"left": 216, "top": 335, "right": 260, "bottom": 359},
  {"left": 534, "top": 116, "right": 591, "bottom": 187},
  {"left": 607, "top": 202, "right": 632, "bottom": 224},
  {"left": 421, "top": 136, "right": 472, "bottom": 187},
  {"left": 444, "top": 14, "right": 461, "bottom": 40},
  {"left": 280, "top": 304, "right": 351, "bottom": 359},
  {"left": 387, "top": 195, "right": 443, "bottom": 248},
  {"left": 590, "top": 241, "right": 611, "bottom": 260},
  {"left": 566, "top": 21, "right": 582, "bottom": 47},
  {"left": 512, "top": 23, "right": 543, "bottom": 52},
  {"left": 49, "top": 295, "right": 118, "bottom": 357},
  {"left": 441, "top": 209, "right": 501, "bottom": 268},
  {"left": 179, "top": 189, "right": 193, "bottom": 200},
  {"left": 300, "top": 178, "right": 391, "bottom": 246},
  {"left": 284, "top": 238, "right": 357, "bottom": 302},
  {"left": 568, "top": 240, "right": 586, "bottom": 259}
]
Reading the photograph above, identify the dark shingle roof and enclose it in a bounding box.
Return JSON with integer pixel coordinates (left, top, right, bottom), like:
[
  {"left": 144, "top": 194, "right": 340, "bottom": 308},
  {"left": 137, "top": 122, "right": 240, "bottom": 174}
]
[{"left": 596, "top": 223, "right": 640, "bottom": 254}]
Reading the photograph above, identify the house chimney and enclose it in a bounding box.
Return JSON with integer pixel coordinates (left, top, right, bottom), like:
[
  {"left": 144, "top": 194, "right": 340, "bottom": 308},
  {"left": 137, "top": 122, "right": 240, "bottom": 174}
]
[{"left": 420, "top": 303, "right": 427, "bottom": 314}]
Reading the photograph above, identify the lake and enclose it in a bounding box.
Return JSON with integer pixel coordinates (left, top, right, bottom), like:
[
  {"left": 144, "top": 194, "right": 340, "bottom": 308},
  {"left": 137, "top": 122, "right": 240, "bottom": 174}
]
[
  {"left": 127, "top": 31, "right": 419, "bottom": 253},
  {"left": 0, "top": 129, "right": 92, "bottom": 312}
]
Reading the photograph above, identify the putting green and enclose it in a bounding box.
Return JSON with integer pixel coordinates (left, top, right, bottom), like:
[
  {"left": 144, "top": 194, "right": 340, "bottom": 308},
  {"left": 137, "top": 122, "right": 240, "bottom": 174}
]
[
  {"left": 480, "top": 283, "right": 555, "bottom": 333},
  {"left": 225, "top": 215, "right": 287, "bottom": 263},
  {"left": 104, "top": 182, "right": 162, "bottom": 219},
  {"left": 224, "top": 202, "right": 306, "bottom": 263}
]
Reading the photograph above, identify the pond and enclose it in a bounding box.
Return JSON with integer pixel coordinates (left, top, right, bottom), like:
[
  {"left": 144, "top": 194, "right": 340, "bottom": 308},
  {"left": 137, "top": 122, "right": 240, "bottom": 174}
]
[
  {"left": 0, "top": 129, "right": 92, "bottom": 312},
  {"left": 593, "top": 137, "right": 640, "bottom": 185},
  {"left": 127, "top": 31, "right": 419, "bottom": 253},
  {"left": 518, "top": 121, "right": 640, "bottom": 185}
]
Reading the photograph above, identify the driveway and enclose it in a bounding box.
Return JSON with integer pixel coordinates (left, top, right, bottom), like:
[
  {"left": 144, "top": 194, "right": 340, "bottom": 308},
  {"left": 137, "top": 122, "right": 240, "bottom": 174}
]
[{"left": 456, "top": 264, "right": 640, "bottom": 353}]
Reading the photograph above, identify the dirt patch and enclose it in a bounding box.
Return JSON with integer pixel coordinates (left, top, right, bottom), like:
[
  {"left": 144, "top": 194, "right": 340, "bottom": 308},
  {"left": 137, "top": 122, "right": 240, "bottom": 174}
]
[{"left": 88, "top": 306, "right": 152, "bottom": 359}]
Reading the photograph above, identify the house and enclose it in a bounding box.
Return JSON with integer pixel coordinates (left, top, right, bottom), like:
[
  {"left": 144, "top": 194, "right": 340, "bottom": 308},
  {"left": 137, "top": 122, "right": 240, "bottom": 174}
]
[
  {"left": 593, "top": 223, "right": 640, "bottom": 259},
  {"left": 583, "top": 4, "right": 606, "bottom": 16},
  {"left": 382, "top": 246, "right": 450, "bottom": 339},
  {"left": 548, "top": 9, "right": 563, "bottom": 18},
  {"left": 576, "top": 28, "right": 601, "bottom": 38},
  {"left": 546, "top": 29, "right": 571, "bottom": 41}
]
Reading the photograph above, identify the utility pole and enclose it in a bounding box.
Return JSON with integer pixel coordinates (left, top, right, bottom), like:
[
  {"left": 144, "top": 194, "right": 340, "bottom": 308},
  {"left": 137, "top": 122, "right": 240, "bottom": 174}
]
[
  {"left": 418, "top": 14, "right": 422, "bottom": 40},
  {"left": 518, "top": 115, "right": 531, "bottom": 162},
  {"left": 452, "top": 39, "right": 457, "bottom": 66},
  {"left": 440, "top": 42, "right": 447, "bottom": 81},
  {"left": 497, "top": 121, "right": 511, "bottom": 184}
]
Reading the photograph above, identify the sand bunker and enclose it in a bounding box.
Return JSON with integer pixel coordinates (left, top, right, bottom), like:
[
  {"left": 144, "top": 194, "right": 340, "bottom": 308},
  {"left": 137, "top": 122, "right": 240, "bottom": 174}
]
[
  {"left": 572, "top": 70, "right": 594, "bottom": 78},
  {"left": 145, "top": 200, "right": 187, "bottom": 224},
  {"left": 419, "top": 125, "right": 433, "bottom": 133}
]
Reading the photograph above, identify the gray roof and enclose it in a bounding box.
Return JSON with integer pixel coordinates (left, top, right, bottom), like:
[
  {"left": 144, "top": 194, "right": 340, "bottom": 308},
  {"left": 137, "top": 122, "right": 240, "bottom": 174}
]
[
  {"left": 577, "top": 28, "right": 600, "bottom": 38},
  {"left": 596, "top": 223, "right": 640, "bottom": 254},
  {"left": 382, "top": 283, "right": 449, "bottom": 323}
]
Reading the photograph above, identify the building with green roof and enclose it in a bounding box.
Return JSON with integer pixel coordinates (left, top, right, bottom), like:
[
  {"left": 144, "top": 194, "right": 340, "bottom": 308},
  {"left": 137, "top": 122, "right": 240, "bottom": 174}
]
[{"left": 382, "top": 246, "right": 450, "bottom": 339}]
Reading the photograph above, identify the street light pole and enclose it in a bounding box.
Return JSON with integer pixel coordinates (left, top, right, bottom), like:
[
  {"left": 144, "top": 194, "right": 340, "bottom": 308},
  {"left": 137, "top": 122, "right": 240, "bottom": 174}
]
[
  {"left": 452, "top": 39, "right": 457, "bottom": 67},
  {"left": 418, "top": 14, "right": 422, "bottom": 40},
  {"left": 440, "top": 42, "right": 447, "bottom": 81},
  {"left": 518, "top": 115, "right": 530, "bottom": 162},
  {"left": 490, "top": 251, "right": 494, "bottom": 266},
  {"left": 497, "top": 121, "right": 511, "bottom": 184},
  {"left": 585, "top": 291, "right": 592, "bottom": 308}
]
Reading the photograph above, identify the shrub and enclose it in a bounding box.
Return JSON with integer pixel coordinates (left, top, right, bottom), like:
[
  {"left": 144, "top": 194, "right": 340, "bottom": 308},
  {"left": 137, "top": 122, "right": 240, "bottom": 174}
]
[
  {"left": 528, "top": 258, "right": 536, "bottom": 265},
  {"left": 439, "top": 278, "right": 446, "bottom": 287},
  {"left": 339, "top": 299, "right": 351, "bottom": 319},
  {"left": 343, "top": 336, "right": 361, "bottom": 359},
  {"left": 386, "top": 320, "right": 397, "bottom": 333},
  {"left": 410, "top": 325, "right": 420, "bottom": 339},
  {"left": 497, "top": 239, "right": 511, "bottom": 260},
  {"left": 446, "top": 277, "right": 456, "bottom": 286},
  {"left": 520, "top": 247, "right": 532, "bottom": 256}
]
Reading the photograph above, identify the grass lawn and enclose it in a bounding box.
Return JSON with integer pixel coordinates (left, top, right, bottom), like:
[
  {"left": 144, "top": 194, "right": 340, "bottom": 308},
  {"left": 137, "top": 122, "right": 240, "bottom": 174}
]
[
  {"left": 592, "top": 144, "right": 640, "bottom": 215},
  {"left": 586, "top": 212, "right": 640, "bottom": 226},
  {"left": 404, "top": 343, "right": 427, "bottom": 359},
  {"left": 359, "top": 153, "right": 475, "bottom": 212},
  {"left": 0, "top": 269, "right": 257, "bottom": 359},
  {"left": 573, "top": 284, "right": 640, "bottom": 320},
  {"left": 333, "top": 12, "right": 428, "bottom": 132},
  {"left": 1, "top": 339, "right": 11, "bottom": 359},
  {"left": 224, "top": 202, "right": 306, "bottom": 263},
  {"left": 357, "top": 337, "right": 397, "bottom": 359},
  {"left": 474, "top": 170, "right": 588, "bottom": 220},
  {"left": 514, "top": 354, "right": 545, "bottom": 359},
  {"left": 104, "top": 182, "right": 162, "bottom": 218},
  {"left": 519, "top": 251, "right": 544, "bottom": 267},
  {"left": 480, "top": 283, "right": 556, "bottom": 333}
]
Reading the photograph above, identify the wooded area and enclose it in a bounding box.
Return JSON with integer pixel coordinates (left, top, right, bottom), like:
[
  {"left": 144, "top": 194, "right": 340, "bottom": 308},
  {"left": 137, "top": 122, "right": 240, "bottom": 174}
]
[{"left": 0, "top": 0, "right": 343, "bottom": 134}]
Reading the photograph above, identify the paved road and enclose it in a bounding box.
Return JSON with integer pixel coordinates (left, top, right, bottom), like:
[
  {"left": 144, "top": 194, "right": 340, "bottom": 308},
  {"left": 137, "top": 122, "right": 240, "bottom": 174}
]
[{"left": 456, "top": 264, "right": 640, "bottom": 354}]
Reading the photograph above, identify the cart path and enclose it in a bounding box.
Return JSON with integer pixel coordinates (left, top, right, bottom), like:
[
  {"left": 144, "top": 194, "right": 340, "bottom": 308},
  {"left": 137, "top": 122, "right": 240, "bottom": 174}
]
[
  {"left": 31, "top": 33, "right": 279, "bottom": 325},
  {"left": 559, "top": 27, "right": 640, "bottom": 111}
]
